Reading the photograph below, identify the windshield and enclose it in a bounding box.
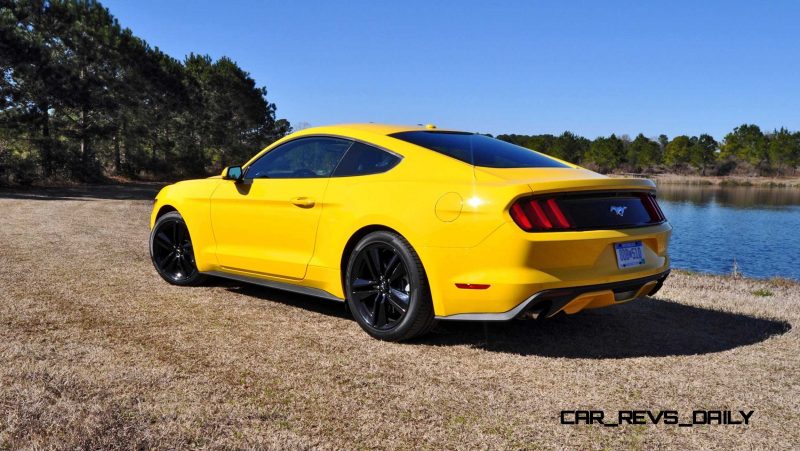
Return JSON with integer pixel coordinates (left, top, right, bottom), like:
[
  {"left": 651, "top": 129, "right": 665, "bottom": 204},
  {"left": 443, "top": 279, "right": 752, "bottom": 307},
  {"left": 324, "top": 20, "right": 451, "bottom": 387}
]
[{"left": 390, "top": 131, "right": 569, "bottom": 168}]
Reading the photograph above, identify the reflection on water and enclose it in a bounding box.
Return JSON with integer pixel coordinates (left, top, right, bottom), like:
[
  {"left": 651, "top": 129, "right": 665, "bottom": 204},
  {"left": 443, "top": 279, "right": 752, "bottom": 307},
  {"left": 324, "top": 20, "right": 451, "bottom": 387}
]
[
  {"left": 658, "top": 184, "right": 800, "bottom": 208},
  {"left": 655, "top": 183, "right": 800, "bottom": 280}
]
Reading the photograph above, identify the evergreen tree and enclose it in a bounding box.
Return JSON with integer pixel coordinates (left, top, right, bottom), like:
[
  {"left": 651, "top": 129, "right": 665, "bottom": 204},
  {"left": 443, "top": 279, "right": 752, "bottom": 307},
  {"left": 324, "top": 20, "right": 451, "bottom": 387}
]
[
  {"left": 664, "top": 135, "right": 692, "bottom": 169},
  {"left": 721, "top": 124, "right": 768, "bottom": 170},
  {"left": 0, "top": 0, "right": 290, "bottom": 184},
  {"left": 627, "top": 134, "right": 661, "bottom": 170},
  {"left": 689, "top": 134, "right": 718, "bottom": 175},
  {"left": 767, "top": 128, "right": 798, "bottom": 173},
  {"left": 584, "top": 134, "right": 624, "bottom": 171},
  {"left": 550, "top": 131, "right": 588, "bottom": 163}
]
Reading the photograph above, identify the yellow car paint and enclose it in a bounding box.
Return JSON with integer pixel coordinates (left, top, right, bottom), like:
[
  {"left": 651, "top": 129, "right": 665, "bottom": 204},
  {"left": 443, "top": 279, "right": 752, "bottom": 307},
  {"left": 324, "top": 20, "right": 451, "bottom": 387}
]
[{"left": 151, "top": 123, "right": 671, "bottom": 319}]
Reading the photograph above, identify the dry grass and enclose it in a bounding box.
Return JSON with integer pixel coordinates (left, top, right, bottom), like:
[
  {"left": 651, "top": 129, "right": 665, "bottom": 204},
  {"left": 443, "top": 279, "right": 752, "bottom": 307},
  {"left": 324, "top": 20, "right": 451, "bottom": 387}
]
[{"left": 0, "top": 186, "right": 798, "bottom": 450}]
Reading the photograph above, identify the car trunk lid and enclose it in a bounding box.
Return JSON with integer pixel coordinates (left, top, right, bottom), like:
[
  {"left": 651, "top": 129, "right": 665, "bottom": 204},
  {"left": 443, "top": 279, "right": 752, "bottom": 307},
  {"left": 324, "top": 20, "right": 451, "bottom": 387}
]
[
  {"left": 474, "top": 167, "right": 666, "bottom": 231},
  {"left": 474, "top": 166, "right": 657, "bottom": 194}
]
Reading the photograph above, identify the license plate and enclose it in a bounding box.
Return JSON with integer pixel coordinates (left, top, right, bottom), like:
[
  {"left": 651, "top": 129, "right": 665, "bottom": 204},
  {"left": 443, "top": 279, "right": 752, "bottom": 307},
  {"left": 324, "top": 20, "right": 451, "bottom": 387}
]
[{"left": 614, "top": 241, "right": 645, "bottom": 269}]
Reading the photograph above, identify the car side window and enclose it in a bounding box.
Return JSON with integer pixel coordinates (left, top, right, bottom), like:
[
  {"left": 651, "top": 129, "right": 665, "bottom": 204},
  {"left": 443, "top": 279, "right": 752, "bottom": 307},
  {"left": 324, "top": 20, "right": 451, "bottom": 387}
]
[
  {"left": 245, "top": 137, "right": 352, "bottom": 179},
  {"left": 332, "top": 141, "right": 401, "bottom": 177}
]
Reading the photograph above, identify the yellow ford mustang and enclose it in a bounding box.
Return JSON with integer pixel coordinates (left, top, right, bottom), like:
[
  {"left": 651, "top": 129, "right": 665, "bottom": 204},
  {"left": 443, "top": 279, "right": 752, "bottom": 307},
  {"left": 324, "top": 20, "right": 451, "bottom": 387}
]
[{"left": 150, "top": 123, "right": 671, "bottom": 341}]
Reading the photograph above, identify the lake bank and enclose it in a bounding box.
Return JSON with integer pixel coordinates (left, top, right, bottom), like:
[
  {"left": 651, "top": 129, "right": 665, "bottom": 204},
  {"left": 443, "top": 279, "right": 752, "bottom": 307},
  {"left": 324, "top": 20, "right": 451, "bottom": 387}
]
[{"left": 615, "top": 173, "right": 800, "bottom": 188}]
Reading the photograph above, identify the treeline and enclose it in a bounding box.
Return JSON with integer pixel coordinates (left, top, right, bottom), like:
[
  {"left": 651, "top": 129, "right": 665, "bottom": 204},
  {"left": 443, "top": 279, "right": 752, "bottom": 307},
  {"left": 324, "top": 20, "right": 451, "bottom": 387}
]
[
  {"left": 3, "top": 2, "right": 799, "bottom": 186},
  {"left": 498, "top": 125, "right": 800, "bottom": 176},
  {"left": 0, "top": 0, "right": 290, "bottom": 185}
]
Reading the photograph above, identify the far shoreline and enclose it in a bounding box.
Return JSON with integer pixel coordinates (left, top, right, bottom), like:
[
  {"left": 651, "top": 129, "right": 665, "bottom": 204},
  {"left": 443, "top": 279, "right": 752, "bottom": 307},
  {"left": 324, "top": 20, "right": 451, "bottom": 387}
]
[{"left": 613, "top": 173, "right": 800, "bottom": 188}]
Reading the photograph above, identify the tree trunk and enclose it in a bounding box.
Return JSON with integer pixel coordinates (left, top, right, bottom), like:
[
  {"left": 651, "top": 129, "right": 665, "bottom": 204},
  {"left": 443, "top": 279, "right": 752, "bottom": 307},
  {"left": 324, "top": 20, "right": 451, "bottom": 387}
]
[
  {"left": 114, "top": 118, "right": 122, "bottom": 175},
  {"left": 39, "top": 102, "right": 51, "bottom": 178},
  {"left": 80, "top": 104, "right": 91, "bottom": 179},
  {"left": 151, "top": 131, "right": 158, "bottom": 167}
]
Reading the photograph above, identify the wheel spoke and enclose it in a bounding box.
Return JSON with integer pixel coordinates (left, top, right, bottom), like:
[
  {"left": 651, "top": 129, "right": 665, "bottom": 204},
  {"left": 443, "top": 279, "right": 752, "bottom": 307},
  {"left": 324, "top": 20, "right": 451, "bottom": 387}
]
[
  {"left": 155, "top": 239, "right": 171, "bottom": 251},
  {"left": 171, "top": 221, "right": 178, "bottom": 244},
  {"left": 374, "top": 294, "right": 387, "bottom": 327},
  {"left": 367, "top": 247, "right": 382, "bottom": 277},
  {"left": 176, "top": 256, "right": 187, "bottom": 276},
  {"left": 353, "top": 289, "right": 379, "bottom": 303},
  {"left": 156, "top": 232, "right": 172, "bottom": 248},
  {"left": 351, "top": 277, "right": 379, "bottom": 302},
  {"left": 177, "top": 223, "right": 186, "bottom": 245},
  {"left": 165, "top": 253, "right": 179, "bottom": 272},
  {"left": 387, "top": 288, "right": 409, "bottom": 313},
  {"left": 352, "top": 277, "right": 377, "bottom": 290},
  {"left": 182, "top": 256, "right": 194, "bottom": 275},
  {"left": 387, "top": 258, "right": 405, "bottom": 282},
  {"left": 371, "top": 294, "right": 382, "bottom": 325},
  {"left": 159, "top": 251, "right": 175, "bottom": 268},
  {"left": 383, "top": 253, "right": 400, "bottom": 278}
]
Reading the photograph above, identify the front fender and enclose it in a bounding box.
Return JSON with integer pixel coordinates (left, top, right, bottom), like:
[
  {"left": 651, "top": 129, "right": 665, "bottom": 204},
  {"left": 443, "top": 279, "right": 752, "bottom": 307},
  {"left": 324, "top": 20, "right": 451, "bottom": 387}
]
[
  {"left": 150, "top": 185, "right": 173, "bottom": 229},
  {"left": 148, "top": 179, "right": 223, "bottom": 272}
]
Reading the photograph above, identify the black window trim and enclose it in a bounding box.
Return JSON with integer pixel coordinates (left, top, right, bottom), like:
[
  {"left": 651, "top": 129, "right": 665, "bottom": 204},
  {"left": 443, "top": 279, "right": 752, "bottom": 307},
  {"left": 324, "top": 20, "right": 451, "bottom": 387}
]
[
  {"left": 242, "top": 135, "right": 353, "bottom": 180},
  {"left": 331, "top": 139, "right": 403, "bottom": 178},
  {"left": 388, "top": 130, "right": 568, "bottom": 169},
  {"left": 242, "top": 134, "right": 404, "bottom": 180},
  {"left": 387, "top": 130, "right": 476, "bottom": 168}
]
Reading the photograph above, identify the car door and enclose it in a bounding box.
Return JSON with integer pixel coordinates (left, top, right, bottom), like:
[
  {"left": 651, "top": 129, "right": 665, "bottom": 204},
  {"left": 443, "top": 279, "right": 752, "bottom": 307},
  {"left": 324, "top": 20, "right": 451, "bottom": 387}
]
[{"left": 209, "top": 137, "right": 352, "bottom": 279}]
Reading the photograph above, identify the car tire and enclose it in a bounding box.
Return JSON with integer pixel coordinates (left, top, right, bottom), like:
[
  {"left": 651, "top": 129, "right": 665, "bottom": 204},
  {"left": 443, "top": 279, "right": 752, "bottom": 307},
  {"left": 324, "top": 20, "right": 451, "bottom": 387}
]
[
  {"left": 345, "top": 231, "right": 436, "bottom": 341},
  {"left": 149, "top": 211, "right": 207, "bottom": 286}
]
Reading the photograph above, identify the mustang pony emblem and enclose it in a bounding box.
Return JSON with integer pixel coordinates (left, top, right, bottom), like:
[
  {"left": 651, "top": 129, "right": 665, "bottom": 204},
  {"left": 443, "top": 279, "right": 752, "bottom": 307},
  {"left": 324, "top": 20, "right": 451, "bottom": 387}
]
[{"left": 610, "top": 205, "right": 627, "bottom": 217}]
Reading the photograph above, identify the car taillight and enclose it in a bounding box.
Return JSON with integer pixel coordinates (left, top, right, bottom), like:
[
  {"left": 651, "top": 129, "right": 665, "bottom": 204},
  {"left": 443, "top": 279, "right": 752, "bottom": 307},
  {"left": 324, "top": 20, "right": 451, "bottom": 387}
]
[
  {"left": 639, "top": 193, "right": 666, "bottom": 222},
  {"left": 509, "top": 197, "right": 574, "bottom": 231},
  {"left": 511, "top": 191, "right": 667, "bottom": 232}
]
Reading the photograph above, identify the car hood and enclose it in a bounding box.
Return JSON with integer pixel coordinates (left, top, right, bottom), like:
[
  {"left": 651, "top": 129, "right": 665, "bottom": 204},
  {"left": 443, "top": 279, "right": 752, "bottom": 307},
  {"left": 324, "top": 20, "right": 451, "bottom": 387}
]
[{"left": 473, "top": 167, "right": 656, "bottom": 194}]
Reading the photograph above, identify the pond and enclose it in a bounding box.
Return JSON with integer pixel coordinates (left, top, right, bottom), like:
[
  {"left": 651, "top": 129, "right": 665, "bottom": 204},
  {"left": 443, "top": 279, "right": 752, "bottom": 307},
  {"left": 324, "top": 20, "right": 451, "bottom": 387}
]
[{"left": 656, "top": 184, "right": 800, "bottom": 280}]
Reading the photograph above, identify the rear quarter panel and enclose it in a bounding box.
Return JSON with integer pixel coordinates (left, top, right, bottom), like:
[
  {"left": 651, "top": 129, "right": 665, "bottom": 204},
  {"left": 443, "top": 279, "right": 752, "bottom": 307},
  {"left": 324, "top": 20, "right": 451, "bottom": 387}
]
[{"left": 312, "top": 132, "right": 526, "bottom": 302}]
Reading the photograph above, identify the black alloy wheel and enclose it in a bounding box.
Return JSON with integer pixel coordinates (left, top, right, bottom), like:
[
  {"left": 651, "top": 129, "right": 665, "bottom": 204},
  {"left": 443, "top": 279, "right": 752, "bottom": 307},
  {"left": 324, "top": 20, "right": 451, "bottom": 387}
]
[
  {"left": 350, "top": 243, "right": 411, "bottom": 329},
  {"left": 346, "top": 231, "right": 435, "bottom": 341},
  {"left": 150, "top": 211, "right": 206, "bottom": 286}
]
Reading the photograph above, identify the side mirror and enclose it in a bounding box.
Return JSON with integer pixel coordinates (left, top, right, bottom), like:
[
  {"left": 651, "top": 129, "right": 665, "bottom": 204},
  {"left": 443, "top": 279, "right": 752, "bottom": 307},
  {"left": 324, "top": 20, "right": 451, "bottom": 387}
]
[{"left": 222, "top": 166, "right": 243, "bottom": 181}]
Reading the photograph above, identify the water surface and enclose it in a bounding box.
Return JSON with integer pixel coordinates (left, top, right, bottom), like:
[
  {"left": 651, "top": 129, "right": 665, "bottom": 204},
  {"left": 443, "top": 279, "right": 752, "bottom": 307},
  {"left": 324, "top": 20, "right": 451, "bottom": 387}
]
[{"left": 656, "top": 184, "right": 800, "bottom": 280}]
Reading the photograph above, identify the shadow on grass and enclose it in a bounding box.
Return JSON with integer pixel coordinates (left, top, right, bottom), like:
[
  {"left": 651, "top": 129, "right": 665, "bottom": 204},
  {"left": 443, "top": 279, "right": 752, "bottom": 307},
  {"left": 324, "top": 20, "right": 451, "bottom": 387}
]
[
  {"left": 212, "top": 278, "right": 352, "bottom": 320},
  {"left": 420, "top": 297, "right": 791, "bottom": 358},
  {"left": 0, "top": 183, "right": 165, "bottom": 201},
  {"left": 214, "top": 278, "right": 791, "bottom": 359}
]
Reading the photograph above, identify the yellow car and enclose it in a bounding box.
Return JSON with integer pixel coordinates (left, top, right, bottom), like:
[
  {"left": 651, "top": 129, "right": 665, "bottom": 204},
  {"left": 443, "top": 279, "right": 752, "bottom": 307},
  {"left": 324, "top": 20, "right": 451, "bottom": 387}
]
[{"left": 149, "top": 123, "right": 671, "bottom": 341}]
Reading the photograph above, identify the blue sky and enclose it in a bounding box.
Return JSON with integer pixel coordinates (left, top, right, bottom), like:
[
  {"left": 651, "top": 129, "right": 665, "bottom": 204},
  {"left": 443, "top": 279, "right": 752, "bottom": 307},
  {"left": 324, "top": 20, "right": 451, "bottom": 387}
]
[{"left": 103, "top": 0, "right": 799, "bottom": 139}]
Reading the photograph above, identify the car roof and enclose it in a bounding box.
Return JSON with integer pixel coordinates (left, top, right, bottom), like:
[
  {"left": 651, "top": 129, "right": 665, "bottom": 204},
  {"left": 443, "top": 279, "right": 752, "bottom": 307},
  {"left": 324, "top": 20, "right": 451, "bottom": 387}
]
[
  {"left": 293, "top": 123, "right": 462, "bottom": 137},
  {"left": 243, "top": 123, "right": 469, "bottom": 168}
]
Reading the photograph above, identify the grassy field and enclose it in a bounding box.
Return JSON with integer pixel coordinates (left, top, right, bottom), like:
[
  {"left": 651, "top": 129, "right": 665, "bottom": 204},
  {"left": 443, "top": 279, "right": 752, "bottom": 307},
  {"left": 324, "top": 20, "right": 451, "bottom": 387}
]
[{"left": 0, "top": 185, "right": 798, "bottom": 449}]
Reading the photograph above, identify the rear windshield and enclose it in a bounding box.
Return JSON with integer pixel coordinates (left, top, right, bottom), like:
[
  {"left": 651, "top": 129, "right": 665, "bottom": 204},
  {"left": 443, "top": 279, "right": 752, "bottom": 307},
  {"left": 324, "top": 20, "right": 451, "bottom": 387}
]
[{"left": 390, "top": 131, "right": 569, "bottom": 168}]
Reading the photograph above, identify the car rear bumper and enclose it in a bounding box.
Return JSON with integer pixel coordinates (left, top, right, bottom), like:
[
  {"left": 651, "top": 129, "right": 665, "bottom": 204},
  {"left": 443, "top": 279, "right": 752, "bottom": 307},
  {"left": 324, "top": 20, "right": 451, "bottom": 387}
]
[
  {"left": 435, "top": 270, "right": 669, "bottom": 320},
  {"left": 422, "top": 221, "right": 672, "bottom": 317}
]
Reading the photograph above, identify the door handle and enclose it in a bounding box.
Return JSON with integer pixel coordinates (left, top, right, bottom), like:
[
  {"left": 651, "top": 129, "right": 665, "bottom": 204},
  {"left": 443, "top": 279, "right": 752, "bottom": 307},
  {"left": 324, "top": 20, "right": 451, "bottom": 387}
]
[{"left": 291, "top": 197, "right": 315, "bottom": 208}]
